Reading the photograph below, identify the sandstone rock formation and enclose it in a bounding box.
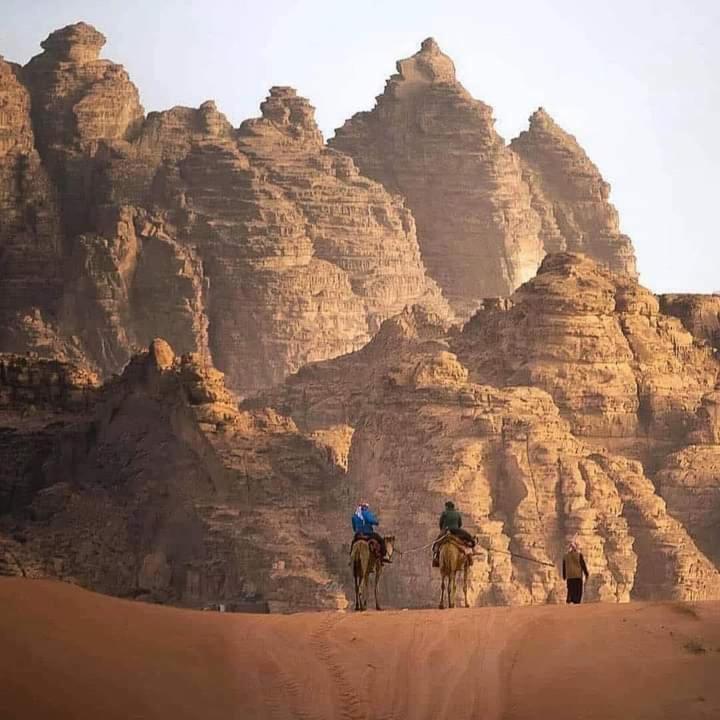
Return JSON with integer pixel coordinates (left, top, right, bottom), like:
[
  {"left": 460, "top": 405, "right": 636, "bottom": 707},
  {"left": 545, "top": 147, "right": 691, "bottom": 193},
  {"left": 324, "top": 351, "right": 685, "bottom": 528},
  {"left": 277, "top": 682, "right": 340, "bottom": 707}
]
[
  {"left": 22, "top": 22, "right": 144, "bottom": 236},
  {"left": 452, "top": 254, "right": 718, "bottom": 470},
  {"left": 659, "top": 294, "right": 720, "bottom": 352},
  {"left": 510, "top": 108, "right": 637, "bottom": 276},
  {"left": 4, "top": 258, "right": 720, "bottom": 609},
  {"left": 2, "top": 23, "right": 720, "bottom": 611},
  {"left": 331, "top": 39, "right": 637, "bottom": 317},
  {"left": 331, "top": 38, "right": 544, "bottom": 317},
  {"left": 236, "top": 87, "right": 448, "bottom": 331},
  {"left": 0, "top": 342, "right": 350, "bottom": 610},
  {"left": 0, "top": 56, "right": 63, "bottom": 352},
  {"left": 0, "top": 24, "right": 450, "bottom": 396},
  {"left": 258, "top": 302, "right": 720, "bottom": 606}
]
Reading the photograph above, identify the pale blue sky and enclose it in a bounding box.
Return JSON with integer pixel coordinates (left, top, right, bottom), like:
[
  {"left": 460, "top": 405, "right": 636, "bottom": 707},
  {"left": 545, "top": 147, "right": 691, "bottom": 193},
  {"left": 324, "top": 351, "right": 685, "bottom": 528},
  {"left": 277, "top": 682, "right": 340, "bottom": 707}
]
[{"left": 2, "top": 0, "right": 718, "bottom": 292}]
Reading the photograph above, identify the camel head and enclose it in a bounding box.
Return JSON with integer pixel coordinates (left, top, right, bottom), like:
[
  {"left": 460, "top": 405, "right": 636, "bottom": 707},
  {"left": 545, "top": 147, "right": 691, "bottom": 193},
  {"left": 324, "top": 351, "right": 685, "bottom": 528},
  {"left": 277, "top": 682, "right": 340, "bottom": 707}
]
[{"left": 383, "top": 535, "right": 396, "bottom": 559}]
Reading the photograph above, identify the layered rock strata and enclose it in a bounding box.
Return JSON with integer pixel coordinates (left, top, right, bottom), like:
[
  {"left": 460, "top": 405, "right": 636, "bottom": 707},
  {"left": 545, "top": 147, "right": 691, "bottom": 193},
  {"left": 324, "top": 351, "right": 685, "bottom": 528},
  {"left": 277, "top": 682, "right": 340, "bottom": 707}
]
[
  {"left": 510, "top": 108, "right": 637, "bottom": 276},
  {"left": 331, "top": 39, "right": 637, "bottom": 317},
  {"left": 452, "top": 254, "right": 719, "bottom": 470},
  {"left": 258, "top": 306, "right": 720, "bottom": 606},
  {"left": 236, "top": 87, "right": 448, "bottom": 331},
  {"left": 1, "top": 24, "right": 450, "bottom": 395},
  {"left": 659, "top": 294, "right": 720, "bottom": 352},
  {"left": 22, "top": 22, "right": 144, "bottom": 237},
  {"left": 331, "top": 38, "right": 544, "bottom": 316},
  {"left": 0, "top": 56, "right": 63, "bottom": 346}
]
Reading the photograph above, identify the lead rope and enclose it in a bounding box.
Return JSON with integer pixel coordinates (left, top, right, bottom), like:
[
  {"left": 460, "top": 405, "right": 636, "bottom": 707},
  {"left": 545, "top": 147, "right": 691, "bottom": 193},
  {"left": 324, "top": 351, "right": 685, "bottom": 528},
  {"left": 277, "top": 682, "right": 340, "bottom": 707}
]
[{"left": 394, "top": 541, "right": 555, "bottom": 568}]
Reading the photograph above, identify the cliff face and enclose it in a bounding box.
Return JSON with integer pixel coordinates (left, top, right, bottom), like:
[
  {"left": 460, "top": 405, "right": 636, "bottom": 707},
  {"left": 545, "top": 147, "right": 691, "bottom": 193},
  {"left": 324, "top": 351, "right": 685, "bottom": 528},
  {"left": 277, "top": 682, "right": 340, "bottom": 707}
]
[
  {"left": 0, "top": 56, "right": 64, "bottom": 349},
  {"left": 0, "top": 24, "right": 450, "bottom": 396},
  {"left": 2, "top": 23, "right": 720, "bottom": 611},
  {"left": 331, "top": 38, "right": 544, "bottom": 317},
  {"left": 510, "top": 109, "right": 637, "bottom": 276},
  {"left": 659, "top": 294, "right": 720, "bottom": 352},
  {"left": 3, "top": 260, "right": 720, "bottom": 609},
  {"left": 22, "top": 22, "right": 144, "bottom": 237},
  {"left": 452, "top": 254, "right": 718, "bottom": 470},
  {"left": 330, "top": 39, "right": 637, "bottom": 317},
  {"left": 257, "top": 302, "right": 720, "bottom": 606},
  {"left": 236, "top": 87, "right": 449, "bottom": 331}
]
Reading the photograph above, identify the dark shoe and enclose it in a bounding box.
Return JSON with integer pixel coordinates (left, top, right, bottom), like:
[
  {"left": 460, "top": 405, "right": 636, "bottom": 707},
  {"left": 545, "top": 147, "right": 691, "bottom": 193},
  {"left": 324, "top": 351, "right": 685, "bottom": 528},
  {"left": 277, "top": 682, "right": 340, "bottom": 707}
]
[
  {"left": 382, "top": 557, "right": 392, "bottom": 564},
  {"left": 432, "top": 557, "right": 440, "bottom": 568}
]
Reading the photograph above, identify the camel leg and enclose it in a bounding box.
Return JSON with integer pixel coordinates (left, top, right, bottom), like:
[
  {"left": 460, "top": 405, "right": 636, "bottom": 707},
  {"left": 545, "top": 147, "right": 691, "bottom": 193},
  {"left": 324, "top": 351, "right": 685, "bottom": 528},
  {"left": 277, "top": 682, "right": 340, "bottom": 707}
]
[
  {"left": 374, "top": 565, "right": 382, "bottom": 611},
  {"left": 463, "top": 562, "right": 469, "bottom": 608},
  {"left": 362, "top": 568, "right": 369, "bottom": 611},
  {"left": 449, "top": 572, "right": 456, "bottom": 609},
  {"left": 353, "top": 563, "right": 360, "bottom": 611},
  {"left": 439, "top": 574, "right": 445, "bottom": 609}
]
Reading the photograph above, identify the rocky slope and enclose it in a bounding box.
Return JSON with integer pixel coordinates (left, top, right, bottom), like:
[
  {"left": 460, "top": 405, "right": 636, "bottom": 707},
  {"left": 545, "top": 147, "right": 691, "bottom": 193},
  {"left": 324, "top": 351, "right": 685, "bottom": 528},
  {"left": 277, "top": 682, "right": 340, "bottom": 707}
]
[
  {"left": 452, "top": 253, "right": 719, "bottom": 471},
  {"left": 257, "top": 296, "right": 720, "bottom": 606},
  {"left": 0, "top": 341, "right": 350, "bottom": 610},
  {"left": 330, "top": 38, "right": 636, "bottom": 317},
  {"left": 0, "top": 23, "right": 450, "bottom": 395},
  {"left": 660, "top": 294, "right": 720, "bottom": 352},
  {"left": 3, "top": 258, "right": 720, "bottom": 609},
  {"left": 2, "top": 23, "right": 720, "bottom": 611}
]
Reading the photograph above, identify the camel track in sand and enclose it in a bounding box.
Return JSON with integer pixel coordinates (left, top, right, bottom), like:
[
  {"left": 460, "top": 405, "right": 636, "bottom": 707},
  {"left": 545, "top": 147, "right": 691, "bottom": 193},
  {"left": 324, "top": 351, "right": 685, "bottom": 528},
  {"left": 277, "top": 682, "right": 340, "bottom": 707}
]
[{"left": 308, "top": 613, "right": 370, "bottom": 720}]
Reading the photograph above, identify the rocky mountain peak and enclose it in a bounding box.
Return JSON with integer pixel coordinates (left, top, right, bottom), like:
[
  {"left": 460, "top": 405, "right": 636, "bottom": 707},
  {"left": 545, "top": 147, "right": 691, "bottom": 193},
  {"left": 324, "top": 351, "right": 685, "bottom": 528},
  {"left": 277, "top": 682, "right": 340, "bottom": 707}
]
[
  {"left": 511, "top": 109, "right": 637, "bottom": 276},
  {"left": 38, "top": 22, "right": 106, "bottom": 64},
  {"left": 395, "top": 37, "right": 457, "bottom": 85},
  {"left": 528, "top": 106, "right": 556, "bottom": 130},
  {"left": 257, "top": 85, "right": 322, "bottom": 137}
]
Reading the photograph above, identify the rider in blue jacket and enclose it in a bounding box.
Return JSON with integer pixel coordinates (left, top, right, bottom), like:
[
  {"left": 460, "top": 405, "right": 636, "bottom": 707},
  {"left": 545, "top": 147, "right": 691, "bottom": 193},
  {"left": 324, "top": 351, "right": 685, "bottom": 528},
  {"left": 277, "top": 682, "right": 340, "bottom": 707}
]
[{"left": 351, "top": 502, "right": 390, "bottom": 562}]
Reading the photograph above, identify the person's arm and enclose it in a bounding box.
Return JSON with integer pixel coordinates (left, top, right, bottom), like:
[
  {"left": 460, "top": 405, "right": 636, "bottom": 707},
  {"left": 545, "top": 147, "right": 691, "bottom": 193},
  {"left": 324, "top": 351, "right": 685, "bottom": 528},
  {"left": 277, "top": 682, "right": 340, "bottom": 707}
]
[
  {"left": 458, "top": 514, "right": 463, "bottom": 529},
  {"left": 562, "top": 558, "right": 566, "bottom": 580},
  {"left": 364, "top": 509, "right": 379, "bottom": 527},
  {"left": 439, "top": 512, "right": 446, "bottom": 530},
  {"left": 580, "top": 554, "right": 589, "bottom": 579}
]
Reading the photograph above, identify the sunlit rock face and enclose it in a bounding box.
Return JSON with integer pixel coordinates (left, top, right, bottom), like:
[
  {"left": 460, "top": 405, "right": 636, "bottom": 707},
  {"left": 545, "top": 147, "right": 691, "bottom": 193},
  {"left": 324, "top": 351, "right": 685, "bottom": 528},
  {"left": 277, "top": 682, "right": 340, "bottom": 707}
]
[
  {"left": 453, "top": 253, "right": 718, "bottom": 469},
  {"left": 331, "top": 39, "right": 636, "bottom": 318},
  {"left": 257, "top": 261, "right": 720, "bottom": 606},
  {"left": 3, "top": 25, "right": 720, "bottom": 612},
  {"left": 510, "top": 108, "right": 636, "bottom": 278},
  {"left": 5, "top": 302, "right": 720, "bottom": 611},
  {"left": 0, "top": 24, "right": 451, "bottom": 396}
]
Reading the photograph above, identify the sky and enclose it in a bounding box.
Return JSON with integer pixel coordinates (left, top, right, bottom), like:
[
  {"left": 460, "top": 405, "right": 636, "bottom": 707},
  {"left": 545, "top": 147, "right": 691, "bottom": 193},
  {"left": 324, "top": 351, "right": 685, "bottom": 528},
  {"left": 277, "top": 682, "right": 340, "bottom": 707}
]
[{"left": 2, "top": 0, "right": 718, "bottom": 293}]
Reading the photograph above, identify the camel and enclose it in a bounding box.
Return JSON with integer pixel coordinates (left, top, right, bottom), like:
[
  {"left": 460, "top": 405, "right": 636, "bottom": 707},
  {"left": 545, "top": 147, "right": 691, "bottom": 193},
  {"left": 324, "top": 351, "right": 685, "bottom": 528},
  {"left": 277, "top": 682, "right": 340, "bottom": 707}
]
[
  {"left": 438, "top": 536, "right": 471, "bottom": 609},
  {"left": 351, "top": 536, "right": 395, "bottom": 611}
]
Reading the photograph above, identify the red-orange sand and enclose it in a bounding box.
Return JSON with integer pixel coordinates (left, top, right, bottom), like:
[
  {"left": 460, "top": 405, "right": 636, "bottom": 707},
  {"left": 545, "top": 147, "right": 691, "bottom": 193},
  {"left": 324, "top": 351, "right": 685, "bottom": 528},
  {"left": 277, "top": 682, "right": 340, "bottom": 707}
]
[{"left": 2, "top": 578, "right": 720, "bottom": 719}]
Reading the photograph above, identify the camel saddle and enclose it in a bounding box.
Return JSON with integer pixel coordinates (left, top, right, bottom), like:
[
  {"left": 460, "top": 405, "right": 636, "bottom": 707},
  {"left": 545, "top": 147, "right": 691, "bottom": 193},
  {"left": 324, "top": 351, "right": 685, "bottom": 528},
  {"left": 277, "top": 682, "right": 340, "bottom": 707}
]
[
  {"left": 354, "top": 536, "right": 382, "bottom": 559},
  {"left": 437, "top": 533, "right": 473, "bottom": 553},
  {"left": 433, "top": 532, "right": 474, "bottom": 567}
]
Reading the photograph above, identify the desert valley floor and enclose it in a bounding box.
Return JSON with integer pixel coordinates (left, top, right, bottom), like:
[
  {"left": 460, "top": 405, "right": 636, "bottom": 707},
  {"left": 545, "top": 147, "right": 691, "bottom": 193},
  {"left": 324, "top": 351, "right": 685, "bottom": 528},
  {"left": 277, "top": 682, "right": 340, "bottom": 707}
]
[{"left": 3, "top": 578, "right": 720, "bottom": 720}]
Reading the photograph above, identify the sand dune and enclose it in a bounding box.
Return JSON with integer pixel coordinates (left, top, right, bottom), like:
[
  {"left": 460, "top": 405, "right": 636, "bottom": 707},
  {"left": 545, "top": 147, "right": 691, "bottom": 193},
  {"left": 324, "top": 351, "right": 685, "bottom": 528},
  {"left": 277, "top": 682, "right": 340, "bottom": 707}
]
[{"left": 2, "top": 579, "right": 720, "bottom": 720}]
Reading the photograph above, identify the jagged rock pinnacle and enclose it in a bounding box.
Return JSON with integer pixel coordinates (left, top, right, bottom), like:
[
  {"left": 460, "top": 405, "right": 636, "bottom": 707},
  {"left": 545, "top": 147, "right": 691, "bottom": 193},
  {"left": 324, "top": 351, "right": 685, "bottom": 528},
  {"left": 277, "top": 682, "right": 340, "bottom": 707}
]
[
  {"left": 258, "top": 86, "right": 319, "bottom": 134},
  {"left": 395, "top": 37, "right": 457, "bottom": 84},
  {"left": 528, "top": 106, "right": 560, "bottom": 132},
  {"left": 39, "top": 22, "right": 105, "bottom": 63},
  {"left": 420, "top": 37, "right": 440, "bottom": 52}
]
